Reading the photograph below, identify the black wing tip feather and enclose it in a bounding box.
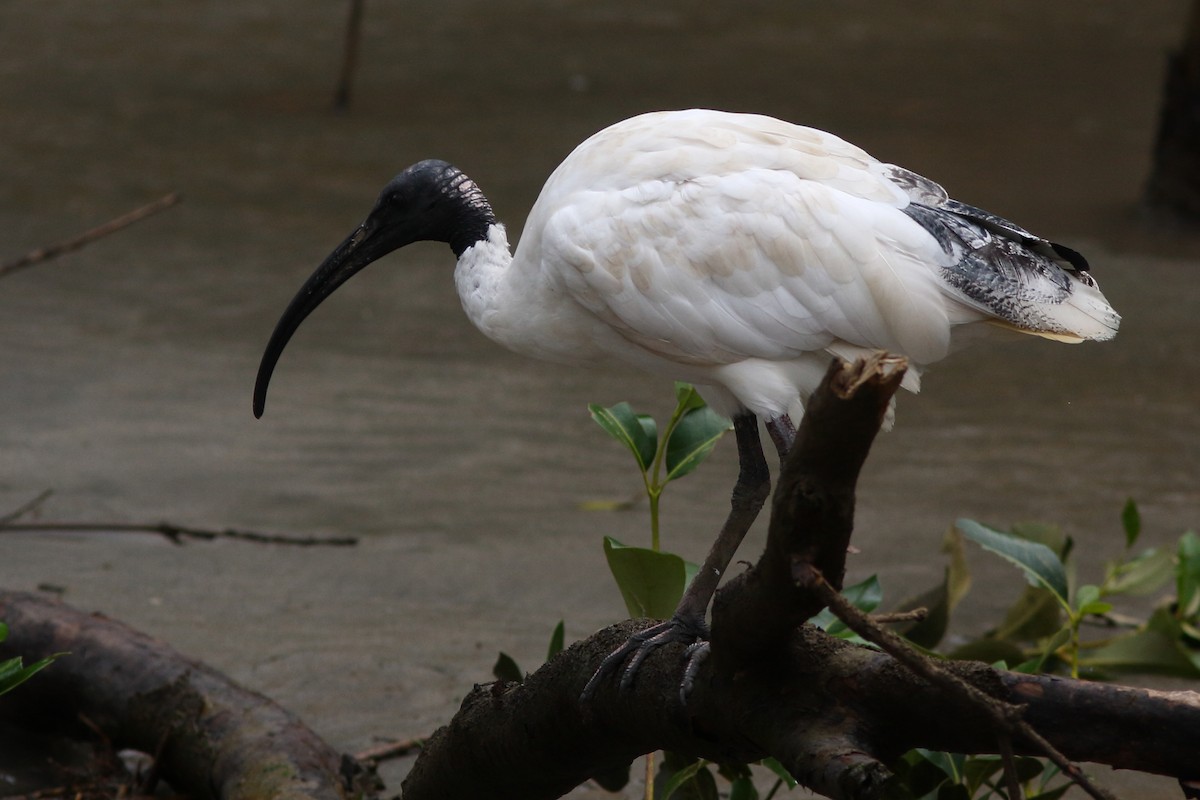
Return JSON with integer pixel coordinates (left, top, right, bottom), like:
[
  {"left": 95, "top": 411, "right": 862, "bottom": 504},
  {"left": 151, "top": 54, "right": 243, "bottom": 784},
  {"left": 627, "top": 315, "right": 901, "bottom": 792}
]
[
  {"left": 940, "top": 198, "right": 1092, "bottom": 274},
  {"left": 1048, "top": 241, "right": 1090, "bottom": 273}
]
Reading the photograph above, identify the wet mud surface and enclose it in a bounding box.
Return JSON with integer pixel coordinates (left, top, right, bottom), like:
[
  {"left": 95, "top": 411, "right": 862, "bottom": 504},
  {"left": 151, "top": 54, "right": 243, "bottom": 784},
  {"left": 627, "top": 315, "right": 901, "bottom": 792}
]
[{"left": 2, "top": 2, "right": 1198, "bottom": 795}]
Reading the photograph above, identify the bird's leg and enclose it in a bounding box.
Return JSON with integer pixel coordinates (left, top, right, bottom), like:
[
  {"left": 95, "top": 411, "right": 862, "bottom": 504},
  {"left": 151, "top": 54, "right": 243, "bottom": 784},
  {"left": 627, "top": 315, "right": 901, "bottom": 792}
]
[
  {"left": 765, "top": 413, "right": 795, "bottom": 460},
  {"left": 674, "top": 412, "right": 771, "bottom": 621},
  {"left": 582, "top": 412, "right": 771, "bottom": 702}
]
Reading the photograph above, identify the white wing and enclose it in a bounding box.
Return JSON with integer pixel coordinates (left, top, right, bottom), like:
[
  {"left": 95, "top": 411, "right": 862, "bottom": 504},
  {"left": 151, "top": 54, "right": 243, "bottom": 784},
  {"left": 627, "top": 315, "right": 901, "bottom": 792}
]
[{"left": 534, "top": 111, "right": 964, "bottom": 368}]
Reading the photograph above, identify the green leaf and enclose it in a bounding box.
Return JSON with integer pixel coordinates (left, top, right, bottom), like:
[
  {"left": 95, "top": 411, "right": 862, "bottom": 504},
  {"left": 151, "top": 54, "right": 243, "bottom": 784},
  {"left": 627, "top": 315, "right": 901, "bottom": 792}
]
[
  {"left": 1014, "top": 756, "right": 1051, "bottom": 783},
  {"left": 991, "top": 584, "right": 1064, "bottom": 643},
  {"left": 603, "top": 536, "right": 689, "bottom": 619},
  {"left": 1009, "top": 521, "right": 1068, "bottom": 552},
  {"left": 1121, "top": 498, "right": 1142, "bottom": 549},
  {"left": 492, "top": 652, "right": 523, "bottom": 683},
  {"left": 1018, "top": 627, "right": 1071, "bottom": 674},
  {"left": 1107, "top": 548, "right": 1173, "bottom": 597},
  {"left": 665, "top": 406, "right": 731, "bottom": 482},
  {"left": 917, "top": 750, "right": 964, "bottom": 782},
  {"left": 1082, "top": 609, "right": 1200, "bottom": 677},
  {"left": 659, "top": 760, "right": 706, "bottom": 800},
  {"left": 0, "top": 621, "right": 7, "bottom": 643},
  {"left": 657, "top": 762, "right": 710, "bottom": 796},
  {"left": 943, "top": 525, "right": 973, "bottom": 610},
  {"left": 760, "top": 757, "right": 798, "bottom": 789},
  {"left": 673, "top": 382, "right": 708, "bottom": 415},
  {"left": 1177, "top": 531, "right": 1200, "bottom": 621},
  {"left": 588, "top": 401, "right": 657, "bottom": 472},
  {"left": 658, "top": 753, "right": 718, "bottom": 800},
  {"left": 903, "top": 751, "right": 954, "bottom": 796},
  {"left": 958, "top": 519, "right": 1069, "bottom": 611},
  {"left": 546, "top": 620, "right": 565, "bottom": 661},
  {"left": 0, "top": 652, "right": 61, "bottom": 697},
  {"left": 728, "top": 776, "right": 758, "bottom": 800},
  {"left": 1074, "top": 584, "right": 1101, "bottom": 611},
  {"left": 893, "top": 571, "right": 951, "bottom": 650},
  {"left": 893, "top": 527, "right": 973, "bottom": 650},
  {"left": 962, "top": 755, "right": 1004, "bottom": 796},
  {"left": 1079, "top": 600, "right": 1114, "bottom": 617}
]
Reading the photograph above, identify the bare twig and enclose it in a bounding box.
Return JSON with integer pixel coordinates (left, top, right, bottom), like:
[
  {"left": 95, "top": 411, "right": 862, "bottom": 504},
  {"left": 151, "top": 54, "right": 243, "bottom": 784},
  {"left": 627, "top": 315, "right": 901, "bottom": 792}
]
[
  {"left": 998, "top": 733, "right": 1024, "bottom": 800},
  {"left": 0, "top": 489, "right": 54, "bottom": 526},
  {"left": 0, "top": 521, "right": 357, "bottom": 547},
  {"left": 0, "top": 193, "right": 181, "bottom": 279},
  {"left": 354, "top": 736, "right": 424, "bottom": 764},
  {"left": 333, "top": 0, "right": 366, "bottom": 111},
  {"left": 798, "top": 565, "right": 1119, "bottom": 800},
  {"left": 870, "top": 609, "right": 928, "bottom": 625}
]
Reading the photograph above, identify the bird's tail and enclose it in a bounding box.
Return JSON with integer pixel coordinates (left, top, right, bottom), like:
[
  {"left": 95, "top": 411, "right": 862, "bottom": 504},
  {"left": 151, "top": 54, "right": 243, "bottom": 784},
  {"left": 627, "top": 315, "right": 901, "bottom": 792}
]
[
  {"left": 983, "top": 271, "right": 1119, "bottom": 344},
  {"left": 902, "top": 201, "right": 1121, "bottom": 344}
]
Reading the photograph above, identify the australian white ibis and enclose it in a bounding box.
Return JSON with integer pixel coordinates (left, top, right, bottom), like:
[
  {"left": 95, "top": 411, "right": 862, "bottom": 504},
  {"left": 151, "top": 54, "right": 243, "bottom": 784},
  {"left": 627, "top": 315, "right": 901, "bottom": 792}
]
[{"left": 253, "top": 109, "right": 1119, "bottom": 695}]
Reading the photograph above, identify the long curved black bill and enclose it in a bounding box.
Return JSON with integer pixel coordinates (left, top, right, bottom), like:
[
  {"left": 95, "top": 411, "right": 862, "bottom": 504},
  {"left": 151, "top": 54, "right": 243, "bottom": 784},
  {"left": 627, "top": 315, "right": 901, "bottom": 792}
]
[{"left": 253, "top": 221, "right": 381, "bottom": 418}]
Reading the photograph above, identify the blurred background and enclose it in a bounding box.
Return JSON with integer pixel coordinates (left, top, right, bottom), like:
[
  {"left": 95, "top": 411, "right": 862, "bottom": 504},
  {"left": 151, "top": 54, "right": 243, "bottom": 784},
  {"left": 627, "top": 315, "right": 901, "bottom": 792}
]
[{"left": 2, "top": 2, "right": 1197, "bottom": 796}]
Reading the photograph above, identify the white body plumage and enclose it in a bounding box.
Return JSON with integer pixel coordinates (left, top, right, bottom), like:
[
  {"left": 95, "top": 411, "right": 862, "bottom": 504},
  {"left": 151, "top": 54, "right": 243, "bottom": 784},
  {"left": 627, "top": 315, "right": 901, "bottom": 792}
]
[{"left": 454, "top": 109, "right": 1118, "bottom": 422}]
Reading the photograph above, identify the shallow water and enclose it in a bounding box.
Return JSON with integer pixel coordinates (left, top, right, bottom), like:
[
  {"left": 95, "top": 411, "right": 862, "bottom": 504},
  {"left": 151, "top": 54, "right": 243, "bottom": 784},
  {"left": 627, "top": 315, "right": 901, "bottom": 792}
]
[{"left": 2, "top": 2, "right": 1198, "bottom": 796}]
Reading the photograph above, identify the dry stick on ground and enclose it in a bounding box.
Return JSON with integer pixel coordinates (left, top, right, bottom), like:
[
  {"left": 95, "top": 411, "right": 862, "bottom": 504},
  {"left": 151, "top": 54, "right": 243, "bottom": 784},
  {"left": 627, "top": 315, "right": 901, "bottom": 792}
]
[
  {"left": 401, "top": 353, "right": 1200, "bottom": 800},
  {"left": 0, "top": 490, "right": 355, "bottom": 546},
  {"left": 0, "top": 193, "right": 181, "bottom": 279},
  {"left": 0, "top": 488, "right": 54, "bottom": 526},
  {"left": 0, "top": 520, "right": 358, "bottom": 547}
]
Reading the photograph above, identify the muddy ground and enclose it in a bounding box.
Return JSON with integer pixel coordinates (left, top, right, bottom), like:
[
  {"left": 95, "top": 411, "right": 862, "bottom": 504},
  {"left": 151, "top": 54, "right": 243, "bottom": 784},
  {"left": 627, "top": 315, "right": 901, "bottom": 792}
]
[{"left": 2, "top": 2, "right": 1198, "bottom": 796}]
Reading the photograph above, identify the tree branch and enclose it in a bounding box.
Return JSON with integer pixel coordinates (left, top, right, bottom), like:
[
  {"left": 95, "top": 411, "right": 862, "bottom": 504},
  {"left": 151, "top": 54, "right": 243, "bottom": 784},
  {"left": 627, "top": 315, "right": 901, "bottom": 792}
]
[
  {"left": 401, "top": 354, "right": 1200, "bottom": 800},
  {"left": 0, "top": 590, "right": 375, "bottom": 800},
  {"left": 0, "top": 194, "right": 180, "bottom": 279},
  {"left": 1, "top": 521, "right": 356, "bottom": 547}
]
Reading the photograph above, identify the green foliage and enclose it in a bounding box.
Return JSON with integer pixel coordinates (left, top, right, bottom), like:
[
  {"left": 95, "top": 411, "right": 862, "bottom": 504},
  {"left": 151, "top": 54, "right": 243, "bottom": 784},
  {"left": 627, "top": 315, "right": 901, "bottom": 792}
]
[
  {"left": 556, "top": 383, "right": 1198, "bottom": 799},
  {"left": 603, "top": 536, "right": 698, "bottom": 619},
  {"left": 653, "top": 754, "right": 796, "bottom": 800},
  {"left": 883, "top": 501, "right": 1197, "bottom": 799},
  {"left": 0, "top": 621, "right": 62, "bottom": 697},
  {"left": 493, "top": 619, "right": 567, "bottom": 682},
  {"left": 957, "top": 519, "right": 1069, "bottom": 608},
  {"left": 953, "top": 502, "right": 1197, "bottom": 680},
  {"left": 589, "top": 383, "right": 732, "bottom": 553},
  {"left": 547, "top": 619, "right": 565, "bottom": 661},
  {"left": 885, "top": 750, "right": 1070, "bottom": 800}
]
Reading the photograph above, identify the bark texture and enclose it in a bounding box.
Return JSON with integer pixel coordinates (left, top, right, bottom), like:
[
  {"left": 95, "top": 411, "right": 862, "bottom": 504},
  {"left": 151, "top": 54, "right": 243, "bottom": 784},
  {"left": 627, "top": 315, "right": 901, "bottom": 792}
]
[{"left": 0, "top": 591, "right": 373, "bottom": 800}]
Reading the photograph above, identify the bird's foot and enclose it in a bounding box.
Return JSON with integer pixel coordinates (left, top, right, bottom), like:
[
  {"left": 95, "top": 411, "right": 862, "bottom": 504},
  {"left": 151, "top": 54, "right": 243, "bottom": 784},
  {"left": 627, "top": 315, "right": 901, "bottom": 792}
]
[{"left": 581, "top": 614, "right": 711, "bottom": 704}]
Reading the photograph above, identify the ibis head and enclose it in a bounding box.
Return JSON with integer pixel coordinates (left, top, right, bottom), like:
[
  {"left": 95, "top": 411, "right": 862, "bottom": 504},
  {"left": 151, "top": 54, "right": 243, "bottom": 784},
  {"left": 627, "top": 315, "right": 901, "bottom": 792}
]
[{"left": 253, "top": 159, "right": 495, "bottom": 418}]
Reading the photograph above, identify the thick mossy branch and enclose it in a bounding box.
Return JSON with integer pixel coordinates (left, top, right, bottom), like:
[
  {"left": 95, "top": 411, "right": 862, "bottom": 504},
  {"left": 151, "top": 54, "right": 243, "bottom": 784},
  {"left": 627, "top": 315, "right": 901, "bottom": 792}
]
[
  {"left": 402, "top": 616, "right": 1200, "bottom": 800},
  {"left": 0, "top": 590, "right": 370, "bottom": 800}
]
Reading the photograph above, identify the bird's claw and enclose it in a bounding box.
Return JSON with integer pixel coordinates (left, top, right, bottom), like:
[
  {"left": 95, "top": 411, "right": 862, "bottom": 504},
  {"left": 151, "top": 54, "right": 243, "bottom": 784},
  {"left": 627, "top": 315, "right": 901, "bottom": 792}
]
[{"left": 581, "top": 615, "right": 710, "bottom": 704}]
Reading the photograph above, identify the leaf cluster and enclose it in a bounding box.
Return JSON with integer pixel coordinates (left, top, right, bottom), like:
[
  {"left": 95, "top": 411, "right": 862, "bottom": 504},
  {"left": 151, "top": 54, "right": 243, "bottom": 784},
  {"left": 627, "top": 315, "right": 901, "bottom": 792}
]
[{"left": 0, "top": 620, "right": 62, "bottom": 696}]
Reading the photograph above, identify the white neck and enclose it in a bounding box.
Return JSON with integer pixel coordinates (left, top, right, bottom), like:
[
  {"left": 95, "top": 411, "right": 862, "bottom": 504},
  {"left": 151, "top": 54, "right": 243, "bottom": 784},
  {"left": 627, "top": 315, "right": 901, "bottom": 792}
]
[{"left": 454, "top": 223, "right": 517, "bottom": 346}]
